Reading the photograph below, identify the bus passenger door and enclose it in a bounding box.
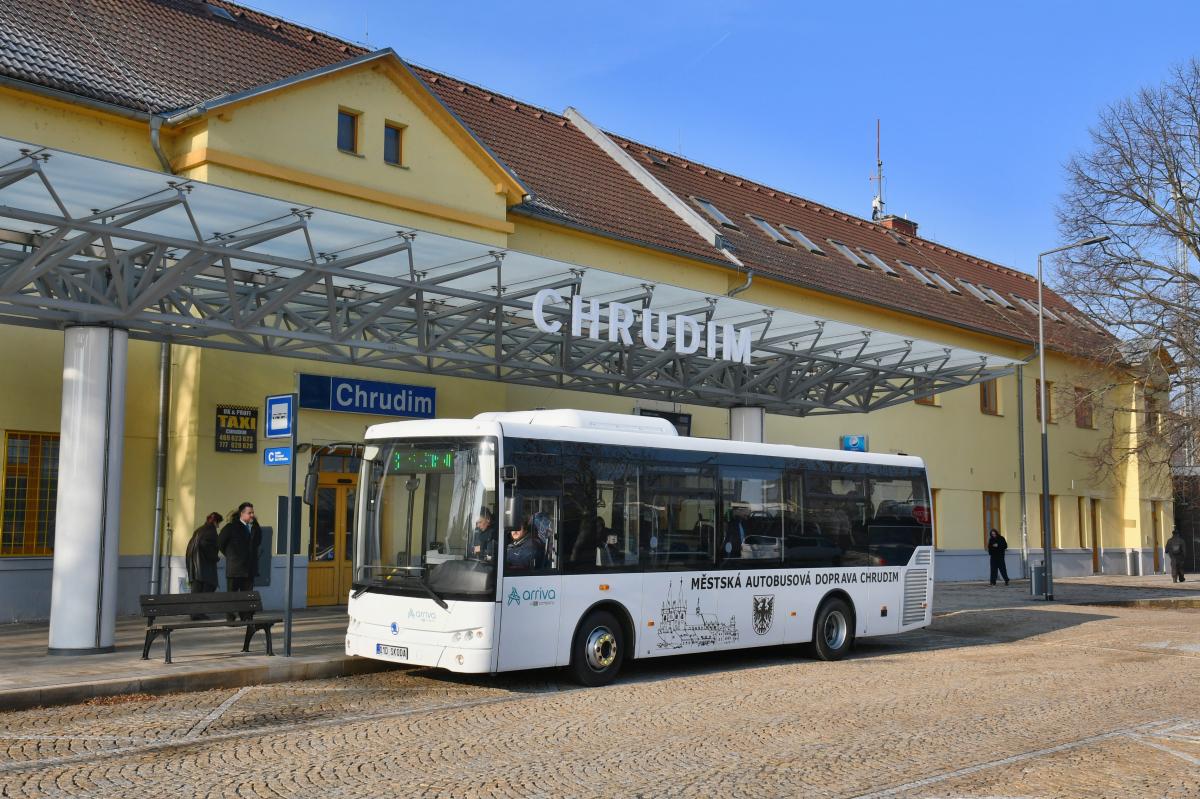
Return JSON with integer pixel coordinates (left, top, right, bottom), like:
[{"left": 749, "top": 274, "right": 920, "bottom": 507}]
[{"left": 497, "top": 491, "right": 563, "bottom": 671}]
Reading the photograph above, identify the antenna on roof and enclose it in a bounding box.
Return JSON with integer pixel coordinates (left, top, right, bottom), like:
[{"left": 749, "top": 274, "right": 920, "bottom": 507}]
[{"left": 871, "top": 119, "right": 885, "bottom": 221}]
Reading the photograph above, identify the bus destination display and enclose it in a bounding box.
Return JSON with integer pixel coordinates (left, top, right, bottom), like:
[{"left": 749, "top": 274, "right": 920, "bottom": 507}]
[{"left": 389, "top": 449, "right": 456, "bottom": 473}]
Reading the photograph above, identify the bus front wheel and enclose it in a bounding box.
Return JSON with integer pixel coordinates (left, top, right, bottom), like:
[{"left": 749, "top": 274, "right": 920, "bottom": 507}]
[
  {"left": 569, "top": 610, "right": 625, "bottom": 687},
  {"left": 811, "top": 598, "right": 854, "bottom": 661}
]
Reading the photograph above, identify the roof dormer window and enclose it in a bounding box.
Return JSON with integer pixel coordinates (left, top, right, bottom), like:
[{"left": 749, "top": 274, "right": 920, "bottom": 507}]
[
  {"left": 925, "top": 270, "right": 962, "bottom": 294},
  {"left": 958, "top": 279, "right": 995, "bottom": 304}
]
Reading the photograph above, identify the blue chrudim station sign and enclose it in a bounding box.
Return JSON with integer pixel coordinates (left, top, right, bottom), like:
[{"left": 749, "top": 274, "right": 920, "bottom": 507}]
[{"left": 299, "top": 374, "right": 436, "bottom": 418}]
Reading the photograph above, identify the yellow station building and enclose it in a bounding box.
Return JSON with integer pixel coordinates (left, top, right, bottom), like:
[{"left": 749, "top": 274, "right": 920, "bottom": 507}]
[{"left": 0, "top": 0, "right": 1172, "bottom": 630}]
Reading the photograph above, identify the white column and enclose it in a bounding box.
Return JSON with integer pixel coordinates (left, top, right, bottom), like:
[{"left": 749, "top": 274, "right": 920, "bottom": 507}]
[
  {"left": 48, "top": 326, "right": 128, "bottom": 654},
  {"left": 730, "top": 406, "right": 765, "bottom": 443}
]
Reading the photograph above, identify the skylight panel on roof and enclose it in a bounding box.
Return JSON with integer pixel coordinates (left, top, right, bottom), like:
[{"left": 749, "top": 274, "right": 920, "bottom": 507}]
[
  {"left": 1013, "top": 295, "right": 1040, "bottom": 314},
  {"left": 693, "top": 197, "right": 738, "bottom": 229},
  {"left": 982, "top": 287, "right": 1015, "bottom": 309},
  {"left": 859, "top": 249, "right": 899, "bottom": 276},
  {"left": 957, "top": 279, "right": 995, "bottom": 304},
  {"left": 925, "top": 270, "right": 962, "bottom": 294},
  {"left": 1012, "top": 294, "right": 1062, "bottom": 321},
  {"left": 898, "top": 261, "right": 936, "bottom": 287},
  {"left": 748, "top": 215, "right": 789, "bottom": 244},
  {"left": 828, "top": 240, "right": 869, "bottom": 268},
  {"left": 781, "top": 226, "right": 825, "bottom": 254}
]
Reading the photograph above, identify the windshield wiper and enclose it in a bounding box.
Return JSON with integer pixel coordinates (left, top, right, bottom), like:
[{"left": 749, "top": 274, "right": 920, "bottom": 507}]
[
  {"left": 410, "top": 576, "right": 449, "bottom": 610},
  {"left": 351, "top": 584, "right": 371, "bottom": 599}
]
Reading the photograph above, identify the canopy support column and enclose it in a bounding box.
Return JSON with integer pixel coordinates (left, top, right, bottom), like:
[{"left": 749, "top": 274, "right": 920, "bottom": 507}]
[
  {"left": 48, "top": 326, "right": 128, "bottom": 655},
  {"left": 730, "top": 406, "right": 765, "bottom": 443}
]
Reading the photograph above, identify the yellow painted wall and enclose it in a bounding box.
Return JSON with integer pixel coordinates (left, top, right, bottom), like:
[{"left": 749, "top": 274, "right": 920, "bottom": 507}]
[{"left": 0, "top": 88, "right": 159, "bottom": 168}]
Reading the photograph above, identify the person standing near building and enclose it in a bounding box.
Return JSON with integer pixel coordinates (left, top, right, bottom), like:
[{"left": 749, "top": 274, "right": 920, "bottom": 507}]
[
  {"left": 186, "top": 511, "right": 222, "bottom": 594},
  {"left": 218, "top": 502, "right": 262, "bottom": 593},
  {"left": 1165, "top": 528, "right": 1186, "bottom": 583},
  {"left": 987, "top": 528, "right": 1010, "bottom": 586}
]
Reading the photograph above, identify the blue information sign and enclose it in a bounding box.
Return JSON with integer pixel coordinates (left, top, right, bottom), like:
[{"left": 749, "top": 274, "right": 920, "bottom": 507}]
[
  {"left": 840, "top": 435, "right": 868, "bottom": 452},
  {"left": 265, "top": 394, "right": 294, "bottom": 439},
  {"left": 264, "top": 446, "right": 291, "bottom": 466},
  {"left": 298, "top": 374, "right": 435, "bottom": 418}
]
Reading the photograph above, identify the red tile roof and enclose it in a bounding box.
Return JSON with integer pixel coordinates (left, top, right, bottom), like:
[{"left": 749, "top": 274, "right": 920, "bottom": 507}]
[{"left": 0, "top": 0, "right": 1106, "bottom": 354}]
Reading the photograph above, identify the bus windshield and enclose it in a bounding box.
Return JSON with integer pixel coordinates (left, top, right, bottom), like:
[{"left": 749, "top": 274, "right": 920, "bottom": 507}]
[{"left": 354, "top": 437, "right": 498, "bottom": 600}]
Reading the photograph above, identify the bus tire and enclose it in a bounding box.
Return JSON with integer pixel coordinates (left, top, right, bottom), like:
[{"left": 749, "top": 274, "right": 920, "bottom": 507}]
[
  {"left": 811, "top": 597, "right": 854, "bottom": 661},
  {"left": 569, "top": 610, "right": 625, "bottom": 687}
]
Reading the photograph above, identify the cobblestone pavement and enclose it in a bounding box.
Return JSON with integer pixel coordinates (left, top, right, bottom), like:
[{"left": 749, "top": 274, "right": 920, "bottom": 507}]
[{"left": 1, "top": 598, "right": 1197, "bottom": 798}]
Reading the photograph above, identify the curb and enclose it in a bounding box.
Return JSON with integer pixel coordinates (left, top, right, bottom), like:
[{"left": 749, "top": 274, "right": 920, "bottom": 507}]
[
  {"left": 1078, "top": 597, "right": 1200, "bottom": 610},
  {"left": 0, "top": 655, "right": 397, "bottom": 713}
]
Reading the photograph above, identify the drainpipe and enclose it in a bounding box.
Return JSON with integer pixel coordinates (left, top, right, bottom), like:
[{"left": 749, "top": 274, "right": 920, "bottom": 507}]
[
  {"left": 149, "top": 115, "right": 174, "bottom": 174},
  {"left": 148, "top": 344, "right": 170, "bottom": 593},
  {"left": 727, "top": 271, "right": 754, "bottom": 298}
]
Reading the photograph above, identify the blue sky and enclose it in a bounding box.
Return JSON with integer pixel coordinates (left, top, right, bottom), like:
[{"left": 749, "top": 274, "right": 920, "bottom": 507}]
[{"left": 249, "top": 0, "right": 1200, "bottom": 276}]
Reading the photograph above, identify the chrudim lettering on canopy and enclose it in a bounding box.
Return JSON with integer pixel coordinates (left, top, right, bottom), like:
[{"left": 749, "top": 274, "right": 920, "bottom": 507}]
[{"left": 0, "top": 136, "right": 1019, "bottom": 415}]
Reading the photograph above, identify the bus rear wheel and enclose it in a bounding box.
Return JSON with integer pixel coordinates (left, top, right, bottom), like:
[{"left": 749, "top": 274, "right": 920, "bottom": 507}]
[
  {"left": 569, "top": 610, "right": 624, "bottom": 687},
  {"left": 811, "top": 598, "right": 854, "bottom": 661}
]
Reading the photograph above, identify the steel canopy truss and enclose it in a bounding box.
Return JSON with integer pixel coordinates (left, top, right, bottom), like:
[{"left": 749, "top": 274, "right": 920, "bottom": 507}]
[{"left": 0, "top": 137, "right": 1018, "bottom": 416}]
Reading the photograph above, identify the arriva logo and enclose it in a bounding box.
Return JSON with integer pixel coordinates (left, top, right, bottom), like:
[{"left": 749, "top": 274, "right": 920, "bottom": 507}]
[
  {"left": 507, "top": 586, "right": 557, "bottom": 607},
  {"left": 407, "top": 608, "right": 437, "bottom": 623}
]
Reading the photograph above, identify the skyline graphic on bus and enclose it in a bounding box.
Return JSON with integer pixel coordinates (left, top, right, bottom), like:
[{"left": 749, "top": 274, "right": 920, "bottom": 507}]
[{"left": 657, "top": 578, "right": 738, "bottom": 650}]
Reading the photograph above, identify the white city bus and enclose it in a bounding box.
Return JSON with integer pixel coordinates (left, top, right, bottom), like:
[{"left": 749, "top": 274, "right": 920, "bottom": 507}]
[{"left": 345, "top": 410, "right": 934, "bottom": 686}]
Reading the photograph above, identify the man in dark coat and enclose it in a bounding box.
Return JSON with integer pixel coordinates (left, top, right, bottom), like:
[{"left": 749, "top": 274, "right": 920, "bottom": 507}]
[
  {"left": 186, "top": 511, "right": 222, "bottom": 593},
  {"left": 1165, "top": 529, "right": 1187, "bottom": 583},
  {"left": 987, "top": 528, "right": 1010, "bottom": 586},
  {"left": 218, "top": 502, "right": 262, "bottom": 593}
]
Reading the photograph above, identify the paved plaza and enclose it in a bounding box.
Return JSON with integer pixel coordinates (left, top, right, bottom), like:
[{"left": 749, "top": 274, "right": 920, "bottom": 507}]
[{"left": 1, "top": 578, "right": 1197, "bottom": 798}]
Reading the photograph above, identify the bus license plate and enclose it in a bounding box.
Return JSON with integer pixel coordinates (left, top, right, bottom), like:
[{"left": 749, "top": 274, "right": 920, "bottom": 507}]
[{"left": 376, "top": 644, "right": 408, "bottom": 658}]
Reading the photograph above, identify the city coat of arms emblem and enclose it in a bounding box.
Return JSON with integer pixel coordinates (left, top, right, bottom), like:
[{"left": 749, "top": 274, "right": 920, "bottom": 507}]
[{"left": 751, "top": 594, "right": 774, "bottom": 636}]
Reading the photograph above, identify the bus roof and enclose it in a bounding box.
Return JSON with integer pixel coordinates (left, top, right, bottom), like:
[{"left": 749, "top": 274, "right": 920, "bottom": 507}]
[{"left": 365, "top": 410, "right": 926, "bottom": 470}]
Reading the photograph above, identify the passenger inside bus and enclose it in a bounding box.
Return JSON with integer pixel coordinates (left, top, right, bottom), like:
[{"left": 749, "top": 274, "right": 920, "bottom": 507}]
[{"left": 469, "top": 507, "right": 497, "bottom": 561}]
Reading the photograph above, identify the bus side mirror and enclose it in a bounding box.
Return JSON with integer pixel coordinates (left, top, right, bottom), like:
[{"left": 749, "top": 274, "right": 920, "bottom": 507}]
[
  {"left": 501, "top": 465, "right": 517, "bottom": 484},
  {"left": 302, "top": 471, "right": 318, "bottom": 506}
]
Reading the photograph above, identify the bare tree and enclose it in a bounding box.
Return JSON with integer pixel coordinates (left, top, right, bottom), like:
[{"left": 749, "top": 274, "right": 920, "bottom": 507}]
[{"left": 1056, "top": 58, "right": 1200, "bottom": 479}]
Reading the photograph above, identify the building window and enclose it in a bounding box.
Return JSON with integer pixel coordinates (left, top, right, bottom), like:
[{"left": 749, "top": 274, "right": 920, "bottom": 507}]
[
  {"left": 980, "top": 379, "right": 999, "bottom": 415},
  {"left": 748, "top": 215, "right": 788, "bottom": 244},
  {"left": 337, "top": 109, "right": 360, "bottom": 153},
  {"left": 982, "top": 491, "right": 1002, "bottom": 547},
  {"left": 1036, "top": 380, "right": 1055, "bottom": 423},
  {"left": 1145, "top": 395, "right": 1160, "bottom": 435},
  {"left": 384, "top": 122, "right": 404, "bottom": 166},
  {"left": 828, "top": 240, "right": 869, "bottom": 268},
  {"left": 1074, "top": 387, "right": 1094, "bottom": 429},
  {"left": 1, "top": 432, "right": 59, "bottom": 556}
]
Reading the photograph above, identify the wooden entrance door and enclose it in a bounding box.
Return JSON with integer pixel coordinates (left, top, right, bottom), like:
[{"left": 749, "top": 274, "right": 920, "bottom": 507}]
[{"left": 306, "top": 474, "right": 356, "bottom": 606}]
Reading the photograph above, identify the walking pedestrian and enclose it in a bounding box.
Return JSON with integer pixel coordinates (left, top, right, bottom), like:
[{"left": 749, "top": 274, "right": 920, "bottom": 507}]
[
  {"left": 218, "top": 502, "right": 262, "bottom": 618},
  {"left": 987, "top": 528, "right": 1010, "bottom": 586},
  {"left": 1165, "top": 528, "right": 1187, "bottom": 583}
]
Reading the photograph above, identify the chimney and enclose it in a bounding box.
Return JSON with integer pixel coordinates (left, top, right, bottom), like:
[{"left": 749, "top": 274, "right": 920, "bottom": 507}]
[{"left": 878, "top": 214, "right": 918, "bottom": 238}]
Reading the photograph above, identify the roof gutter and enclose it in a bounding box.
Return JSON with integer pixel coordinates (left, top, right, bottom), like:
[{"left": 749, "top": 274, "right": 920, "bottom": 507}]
[{"left": 0, "top": 75, "right": 150, "bottom": 122}]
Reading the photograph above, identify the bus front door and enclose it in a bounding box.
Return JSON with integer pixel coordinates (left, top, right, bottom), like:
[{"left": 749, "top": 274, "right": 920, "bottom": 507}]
[{"left": 497, "top": 492, "right": 563, "bottom": 671}]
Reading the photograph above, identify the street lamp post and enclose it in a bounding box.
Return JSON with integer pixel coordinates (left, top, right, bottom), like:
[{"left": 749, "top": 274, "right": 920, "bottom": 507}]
[{"left": 1036, "top": 235, "right": 1109, "bottom": 601}]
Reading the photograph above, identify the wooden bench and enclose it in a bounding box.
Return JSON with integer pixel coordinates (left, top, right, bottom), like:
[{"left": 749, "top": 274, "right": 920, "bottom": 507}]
[{"left": 139, "top": 591, "right": 281, "bottom": 664}]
